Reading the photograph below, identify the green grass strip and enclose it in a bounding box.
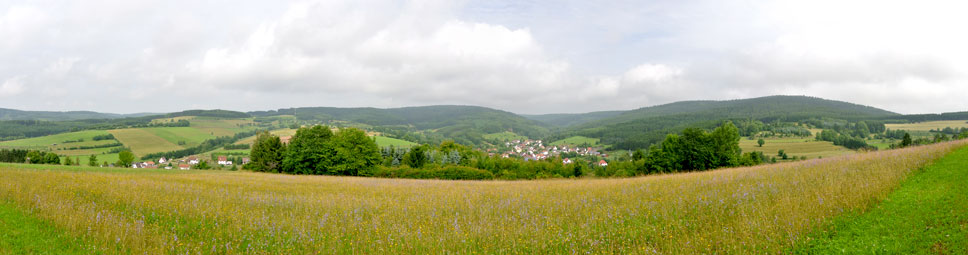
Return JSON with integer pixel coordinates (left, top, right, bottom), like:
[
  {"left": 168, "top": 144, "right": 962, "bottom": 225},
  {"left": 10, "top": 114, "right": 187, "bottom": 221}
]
[
  {"left": 0, "top": 201, "right": 90, "bottom": 254},
  {"left": 795, "top": 146, "right": 968, "bottom": 254}
]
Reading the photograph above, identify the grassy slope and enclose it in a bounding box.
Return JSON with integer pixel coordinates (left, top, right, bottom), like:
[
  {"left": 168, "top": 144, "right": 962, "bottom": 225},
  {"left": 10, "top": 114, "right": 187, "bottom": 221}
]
[
  {"left": 550, "top": 136, "right": 600, "bottom": 146},
  {"left": 109, "top": 128, "right": 181, "bottom": 156},
  {"left": 0, "top": 130, "right": 112, "bottom": 150},
  {"left": 0, "top": 202, "right": 89, "bottom": 254},
  {"left": 885, "top": 120, "right": 968, "bottom": 132},
  {"left": 795, "top": 145, "right": 968, "bottom": 254},
  {"left": 740, "top": 137, "right": 853, "bottom": 159},
  {"left": 144, "top": 127, "right": 214, "bottom": 147},
  {"left": 374, "top": 136, "right": 417, "bottom": 148},
  {"left": 0, "top": 141, "right": 963, "bottom": 253}
]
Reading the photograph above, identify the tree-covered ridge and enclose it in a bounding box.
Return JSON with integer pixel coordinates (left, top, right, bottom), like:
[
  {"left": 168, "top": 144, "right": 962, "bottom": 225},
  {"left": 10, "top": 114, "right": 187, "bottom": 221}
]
[
  {"left": 0, "top": 108, "right": 131, "bottom": 121},
  {"left": 522, "top": 110, "right": 624, "bottom": 127},
  {"left": 251, "top": 105, "right": 551, "bottom": 146},
  {"left": 557, "top": 96, "right": 902, "bottom": 150}
]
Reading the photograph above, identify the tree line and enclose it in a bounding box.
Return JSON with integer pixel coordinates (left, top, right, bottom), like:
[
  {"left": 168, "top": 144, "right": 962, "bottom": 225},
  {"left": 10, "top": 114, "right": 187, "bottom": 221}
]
[{"left": 248, "top": 122, "right": 750, "bottom": 180}]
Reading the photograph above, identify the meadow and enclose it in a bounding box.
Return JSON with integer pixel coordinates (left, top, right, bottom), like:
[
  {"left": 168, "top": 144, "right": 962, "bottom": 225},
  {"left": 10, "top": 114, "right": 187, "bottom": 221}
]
[
  {"left": 0, "top": 140, "right": 963, "bottom": 254},
  {"left": 739, "top": 137, "right": 854, "bottom": 160},
  {"left": 885, "top": 120, "right": 968, "bottom": 132},
  {"left": 550, "top": 135, "right": 601, "bottom": 146}
]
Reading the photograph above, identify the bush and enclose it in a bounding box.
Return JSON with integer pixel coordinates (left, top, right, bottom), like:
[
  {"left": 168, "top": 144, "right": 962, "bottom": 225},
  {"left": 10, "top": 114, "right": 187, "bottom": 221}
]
[{"left": 367, "top": 165, "right": 494, "bottom": 180}]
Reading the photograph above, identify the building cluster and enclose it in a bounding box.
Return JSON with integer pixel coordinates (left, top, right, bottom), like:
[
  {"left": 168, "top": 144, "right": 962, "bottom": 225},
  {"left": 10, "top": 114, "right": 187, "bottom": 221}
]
[
  {"left": 496, "top": 139, "right": 607, "bottom": 165},
  {"left": 131, "top": 155, "right": 249, "bottom": 170}
]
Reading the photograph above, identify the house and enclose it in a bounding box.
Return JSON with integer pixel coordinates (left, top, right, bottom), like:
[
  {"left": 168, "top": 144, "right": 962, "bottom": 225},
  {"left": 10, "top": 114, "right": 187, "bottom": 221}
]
[
  {"left": 217, "top": 156, "right": 232, "bottom": 165},
  {"left": 178, "top": 164, "right": 190, "bottom": 170},
  {"left": 158, "top": 157, "right": 167, "bottom": 164},
  {"left": 187, "top": 156, "right": 199, "bottom": 165},
  {"left": 563, "top": 158, "right": 573, "bottom": 164},
  {"left": 598, "top": 160, "right": 608, "bottom": 167},
  {"left": 280, "top": 136, "right": 292, "bottom": 144},
  {"left": 242, "top": 157, "right": 250, "bottom": 164}
]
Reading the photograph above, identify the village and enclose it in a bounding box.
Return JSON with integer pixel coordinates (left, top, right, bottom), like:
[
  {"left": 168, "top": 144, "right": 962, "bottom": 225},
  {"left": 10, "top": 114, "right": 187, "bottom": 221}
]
[
  {"left": 494, "top": 139, "right": 610, "bottom": 167},
  {"left": 130, "top": 155, "right": 250, "bottom": 170}
]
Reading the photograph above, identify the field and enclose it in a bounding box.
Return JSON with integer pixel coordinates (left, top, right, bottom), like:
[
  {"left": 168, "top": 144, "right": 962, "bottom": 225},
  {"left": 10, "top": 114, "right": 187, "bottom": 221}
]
[
  {"left": 144, "top": 127, "right": 214, "bottom": 147},
  {"left": 109, "top": 129, "right": 182, "bottom": 157},
  {"left": 233, "top": 128, "right": 298, "bottom": 145},
  {"left": 885, "top": 120, "right": 968, "bottom": 132},
  {"left": 0, "top": 130, "right": 113, "bottom": 150},
  {"left": 739, "top": 137, "right": 853, "bottom": 159},
  {"left": 374, "top": 136, "right": 417, "bottom": 148},
  {"left": 0, "top": 140, "right": 963, "bottom": 253},
  {"left": 550, "top": 135, "right": 600, "bottom": 146}
]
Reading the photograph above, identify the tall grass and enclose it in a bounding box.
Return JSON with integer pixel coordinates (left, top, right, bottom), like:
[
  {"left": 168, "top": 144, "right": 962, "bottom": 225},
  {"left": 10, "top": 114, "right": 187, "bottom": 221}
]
[{"left": 0, "top": 140, "right": 964, "bottom": 254}]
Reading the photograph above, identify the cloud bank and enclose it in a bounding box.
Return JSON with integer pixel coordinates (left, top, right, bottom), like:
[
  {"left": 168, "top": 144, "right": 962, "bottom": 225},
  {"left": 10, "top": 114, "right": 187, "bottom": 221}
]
[{"left": 0, "top": 0, "right": 966, "bottom": 114}]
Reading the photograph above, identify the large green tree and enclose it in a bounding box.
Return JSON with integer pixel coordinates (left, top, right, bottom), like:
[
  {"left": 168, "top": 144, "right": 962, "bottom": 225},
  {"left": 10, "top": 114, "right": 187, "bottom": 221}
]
[
  {"left": 249, "top": 131, "right": 286, "bottom": 172},
  {"left": 117, "top": 150, "right": 134, "bottom": 168},
  {"left": 43, "top": 152, "right": 60, "bottom": 165},
  {"left": 282, "top": 126, "right": 335, "bottom": 175},
  {"left": 332, "top": 128, "right": 381, "bottom": 176},
  {"left": 88, "top": 154, "right": 98, "bottom": 166},
  {"left": 403, "top": 145, "right": 429, "bottom": 169}
]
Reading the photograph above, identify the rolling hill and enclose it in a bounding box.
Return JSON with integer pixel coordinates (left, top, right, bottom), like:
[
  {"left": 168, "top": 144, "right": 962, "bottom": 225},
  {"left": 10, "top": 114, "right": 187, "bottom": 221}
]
[
  {"left": 556, "top": 96, "right": 901, "bottom": 150},
  {"left": 250, "top": 105, "right": 551, "bottom": 146},
  {"left": 0, "top": 108, "right": 157, "bottom": 121}
]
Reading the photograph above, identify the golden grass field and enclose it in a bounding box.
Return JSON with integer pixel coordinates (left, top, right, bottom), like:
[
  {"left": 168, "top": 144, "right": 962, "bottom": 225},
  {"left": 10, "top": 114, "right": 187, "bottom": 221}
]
[{"left": 0, "top": 140, "right": 964, "bottom": 254}]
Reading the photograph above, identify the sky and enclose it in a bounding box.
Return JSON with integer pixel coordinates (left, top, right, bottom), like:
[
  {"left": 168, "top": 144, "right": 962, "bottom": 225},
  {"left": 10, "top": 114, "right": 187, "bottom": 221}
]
[{"left": 1, "top": 0, "right": 966, "bottom": 115}]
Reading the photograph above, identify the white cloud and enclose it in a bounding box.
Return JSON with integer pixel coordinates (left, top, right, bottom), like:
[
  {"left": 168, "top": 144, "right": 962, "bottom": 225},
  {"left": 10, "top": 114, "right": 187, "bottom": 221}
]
[
  {"left": 0, "top": 0, "right": 966, "bottom": 114},
  {"left": 0, "top": 77, "right": 24, "bottom": 97}
]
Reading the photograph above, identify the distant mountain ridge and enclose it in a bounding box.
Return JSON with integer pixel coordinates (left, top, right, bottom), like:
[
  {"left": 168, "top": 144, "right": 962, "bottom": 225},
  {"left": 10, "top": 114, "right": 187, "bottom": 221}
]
[
  {"left": 250, "top": 105, "right": 550, "bottom": 146},
  {"left": 0, "top": 108, "right": 120, "bottom": 121},
  {"left": 3, "top": 95, "right": 957, "bottom": 150},
  {"left": 550, "top": 95, "right": 902, "bottom": 149}
]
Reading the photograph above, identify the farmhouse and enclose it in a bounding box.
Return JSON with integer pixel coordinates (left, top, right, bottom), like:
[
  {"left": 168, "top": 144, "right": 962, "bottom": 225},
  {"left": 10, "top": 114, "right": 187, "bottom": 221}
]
[
  {"left": 217, "top": 156, "right": 232, "bottom": 165},
  {"left": 242, "top": 157, "right": 250, "bottom": 164},
  {"left": 158, "top": 157, "right": 167, "bottom": 164},
  {"left": 280, "top": 136, "right": 292, "bottom": 144},
  {"left": 187, "top": 156, "right": 199, "bottom": 165},
  {"left": 178, "top": 164, "right": 190, "bottom": 170},
  {"left": 563, "top": 158, "right": 573, "bottom": 164},
  {"left": 598, "top": 160, "right": 608, "bottom": 167}
]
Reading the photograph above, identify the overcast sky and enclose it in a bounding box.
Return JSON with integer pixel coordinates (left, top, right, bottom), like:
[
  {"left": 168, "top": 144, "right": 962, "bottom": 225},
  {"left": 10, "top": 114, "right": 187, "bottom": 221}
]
[{"left": 1, "top": 0, "right": 966, "bottom": 114}]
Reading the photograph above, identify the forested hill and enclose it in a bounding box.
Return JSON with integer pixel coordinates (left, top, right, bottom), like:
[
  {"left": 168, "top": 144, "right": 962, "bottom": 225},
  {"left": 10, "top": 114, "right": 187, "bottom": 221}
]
[
  {"left": 0, "top": 108, "right": 133, "bottom": 121},
  {"left": 250, "top": 105, "right": 551, "bottom": 146},
  {"left": 555, "top": 96, "right": 900, "bottom": 150},
  {"left": 522, "top": 111, "right": 625, "bottom": 127}
]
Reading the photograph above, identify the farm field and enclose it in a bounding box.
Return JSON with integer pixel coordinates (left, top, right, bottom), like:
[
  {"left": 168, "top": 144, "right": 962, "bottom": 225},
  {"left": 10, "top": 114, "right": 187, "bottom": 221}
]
[
  {"left": 109, "top": 128, "right": 182, "bottom": 156},
  {"left": 144, "top": 127, "right": 214, "bottom": 147},
  {"left": 374, "top": 136, "right": 417, "bottom": 148},
  {"left": 550, "top": 135, "right": 600, "bottom": 146},
  {"left": 188, "top": 117, "right": 257, "bottom": 137},
  {"left": 0, "top": 130, "right": 113, "bottom": 150},
  {"left": 885, "top": 120, "right": 968, "bottom": 132},
  {"left": 739, "top": 137, "right": 853, "bottom": 159},
  {"left": 233, "top": 128, "right": 298, "bottom": 145},
  {"left": 0, "top": 141, "right": 963, "bottom": 254}
]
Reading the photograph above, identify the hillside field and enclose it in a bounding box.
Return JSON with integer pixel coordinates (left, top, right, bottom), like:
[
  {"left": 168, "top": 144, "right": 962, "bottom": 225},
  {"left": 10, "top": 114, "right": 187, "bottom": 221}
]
[
  {"left": 739, "top": 137, "right": 854, "bottom": 160},
  {"left": 885, "top": 120, "right": 968, "bottom": 132},
  {"left": 550, "top": 136, "right": 600, "bottom": 146},
  {"left": 0, "top": 130, "right": 113, "bottom": 150},
  {"left": 0, "top": 140, "right": 962, "bottom": 253}
]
